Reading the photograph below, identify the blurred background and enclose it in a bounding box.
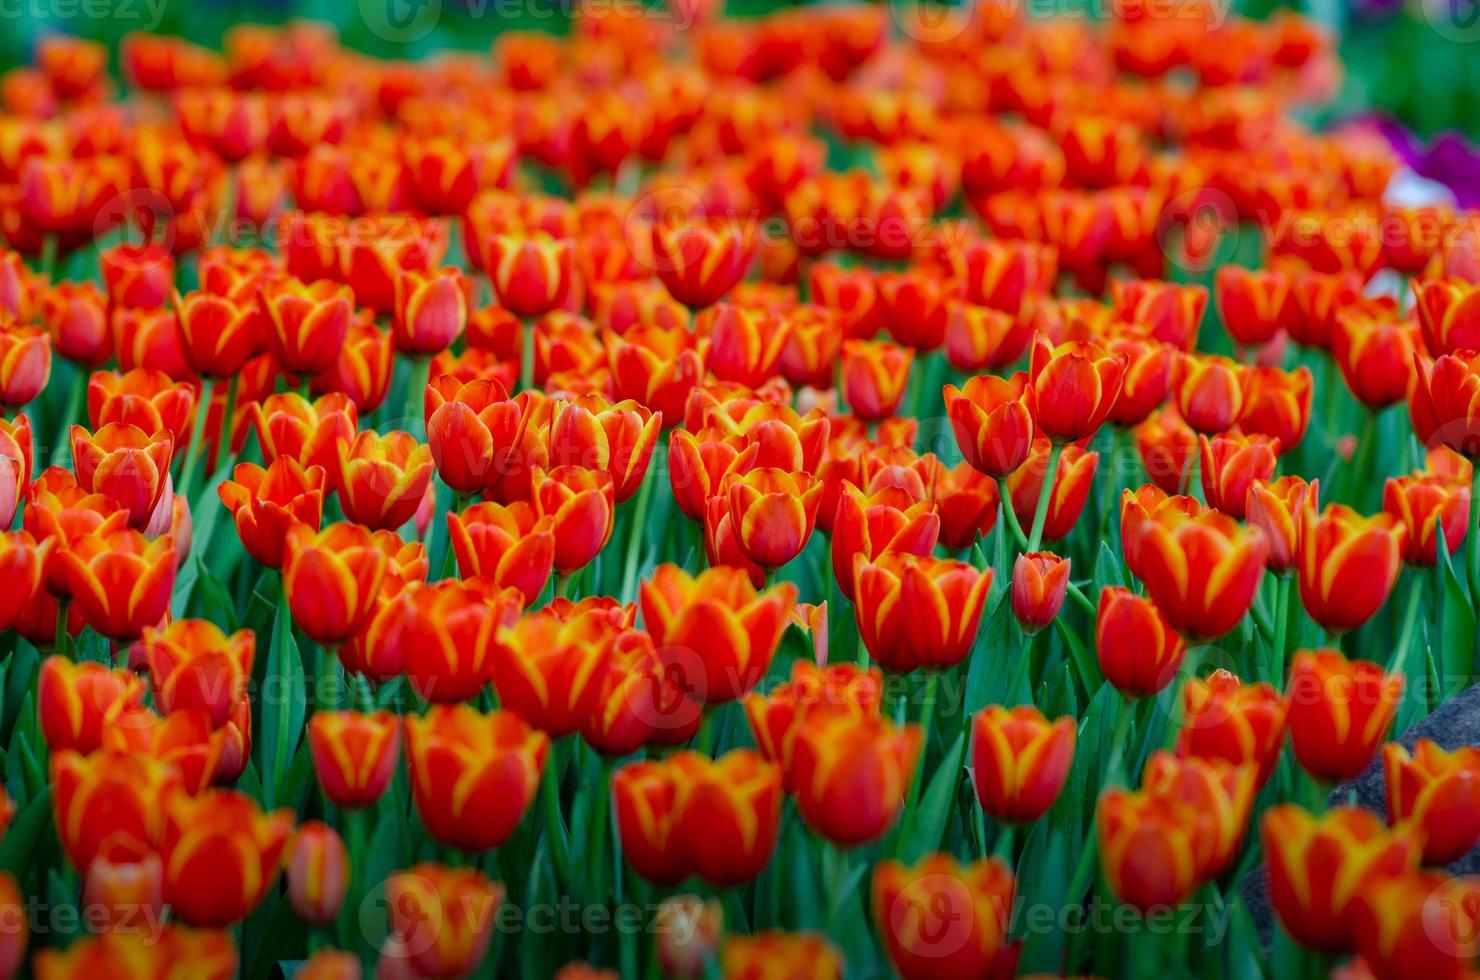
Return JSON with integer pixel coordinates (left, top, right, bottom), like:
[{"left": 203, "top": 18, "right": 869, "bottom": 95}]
[{"left": 0, "top": 0, "right": 1474, "bottom": 148}]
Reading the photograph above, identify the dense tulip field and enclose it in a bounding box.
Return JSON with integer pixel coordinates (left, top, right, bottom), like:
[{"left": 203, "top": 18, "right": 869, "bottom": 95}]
[{"left": 0, "top": 3, "right": 1476, "bottom": 978}]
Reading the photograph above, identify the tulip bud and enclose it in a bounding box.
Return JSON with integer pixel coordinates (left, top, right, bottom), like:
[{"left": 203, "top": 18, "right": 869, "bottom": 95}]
[
  {"left": 654, "top": 895, "right": 722, "bottom": 980},
  {"left": 651, "top": 218, "right": 748, "bottom": 311},
  {"left": 308, "top": 710, "right": 401, "bottom": 809},
  {"left": 872, "top": 855, "right": 1018, "bottom": 980},
  {"left": 1199, "top": 432, "right": 1278, "bottom": 520},
  {"left": 1096, "top": 586, "right": 1185, "bottom": 697},
  {"left": 1010, "top": 551, "right": 1070, "bottom": 633},
  {"left": 385, "top": 864, "right": 503, "bottom": 978},
  {"left": 720, "top": 932, "right": 842, "bottom": 979},
  {"left": 841, "top": 339, "right": 913, "bottom": 421},
  {"left": 1383, "top": 473, "right": 1469, "bottom": 565},
  {"left": 971, "top": 705, "right": 1075, "bottom": 823},
  {"left": 1097, "top": 787, "right": 1205, "bottom": 910},
  {"left": 285, "top": 821, "right": 349, "bottom": 927},
  {"left": 853, "top": 553, "right": 992, "bottom": 672},
  {"left": 1173, "top": 352, "right": 1251, "bottom": 434},
  {"left": 1286, "top": 649, "right": 1403, "bottom": 782},
  {"left": 1350, "top": 871, "right": 1480, "bottom": 980},
  {"left": 1028, "top": 335, "right": 1127, "bottom": 442},
  {"left": 300, "top": 948, "right": 363, "bottom": 980},
  {"left": 1297, "top": 505, "right": 1405, "bottom": 634},
  {"left": 0, "top": 325, "right": 50, "bottom": 408},
  {"left": 82, "top": 849, "right": 164, "bottom": 933},
  {"left": 944, "top": 373, "right": 1036, "bottom": 477},
  {"left": 1384, "top": 739, "right": 1480, "bottom": 865},
  {"left": 1176, "top": 669, "right": 1287, "bottom": 787},
  {"left": 0, "top": 872, "right": 25, "bottom": 980},
  {"left": 1245, "top": 476, "right": 1316, "bottom": 572}
]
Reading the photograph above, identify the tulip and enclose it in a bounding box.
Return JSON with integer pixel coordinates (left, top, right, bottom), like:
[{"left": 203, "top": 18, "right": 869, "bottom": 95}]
[
  {"left": 745, "top": 661, "right": 884, "bottom": 785},
  {"left": 671, "top": 750, "right": 784, "bottom": 887},
  {"left": 51, "top": 749, "right": 182, "bottom": 869},
  {"left": 100, "top": 700, "right": 232, "bottom": 794},
  {"left": 1245, "top": 476, "right": 1316, "bottom": 572},
  {"left": 531, "top": 465, "right": 616, "bottom": 575},
  {"left": 1332, "top": 306, "right": 1419, "bottom": 409},
  {"left": 173, "top": 289, "right": 260, "bottom": 378},
  {"left": 404, "top": 704, "right": 547, "bottom": 851},
  {"left": 830, "top": 484, "right": 939, "bottom": 602},
  {"left": 1286, "top": 649, "right": 1403, "bottom": 782},
  {"left": 1260, "top": 804, "right": 1420, "bottom": 951},
  {"left": 391, "top": 266, "right": 468, "bottom": 355},
  {"left": 606, "top": 325, "right": 708, "bottom": 424},
  {"left": 447, "top": 501, "right": 554, "bottom": 604},
  {"left": 32, "top": 926, "right": 237, "bottom": 978},
  {"left": 37, "top": 656, "right": 144, "bottom": 755},
  {"left": 641, "top": 564, "right": 796, "bottom": 704},
  {"left": 612, "top": 757, "right": 688, "bottom": 886},
  {"left": 651, "top": 218, "right": 748, "bottom": 310},
  {"left": 308, "top": 710, "right": 401, "bottom": 809},
  {"left": 1004, "top": 439, "right": 1098, "bottom": 545},
  {"left": 872, "top": 855, "right": 1018, "bottom": 980},
  {"left": 1176, "top": 669, "right": 1288, "bottom": 787},
  {"left": 1241, "top": 365, "right": 1314, "bottom": 452},
  {"left": 547, "top": 395, "right": 662, "bottom": 503},
  {"left": 667, "top": 428, "right": 755, "bottom": 524},
  {"left": 1172, "top": 353, "right": 1251, "bottom": 434},
  {"left": 1095, "top": 586, "right": 1186, "bottom": 696},
  {"left": 698, "top": 304, "right": 790, "bottom": 388},
  {"left": 159, "top": 788, "right": 293, "bottom": 927},
  {"left": 41, "top": 280, "right": 111, "bottom": 366},
  {"left": 253, "top": 391, "right": 358, "bottom": 478},
  {"left": 853, "top": 552, "right": 991, "bottom": 672},
  {"left": 790, "top": 712, "right": 923, "bottom": 846},
  {"left": 1297, "top": 505, "right": 1405, "bottom": 634},
  {"left": 1133, "top": 406, "right": 1198, "bottom": 495},
  {"left": 69, "top": 422, "right": 173, "bottom": 529},
  {"left": 0, "top": 324, "right": 50, "bottom": 406},
  {"left": 0, "top": 530, "right": 47, "bottom": 632},
  {"left": 1384, "top": 739, "right": 1480, "bottom": 864},
  {"left": 950, "top": 236, "right": 1056, "bottom": 316},
  {"left": 725, "top": 467, "right": 823, "bottom": 570},
  {"left": 1383, "top": 473, "right": 1469, "bottom": 565},
  {"left": 1215, "top": 264, "right": 1291, "bottom": 347},
  {"left": 971, "top": 705, "right": 1075, "bottom": 823},
  {"left": 81, "top": 851, "right": 164, "bottom": 934},
  {"left": 421, "top": 375, "right": 527, "bottom": 497},
  {"left": 1413, "top": 277, "right": 1480, "bottom": 355},
  {"left": 299, "top": 949, "right": 362, "bottom": 980},
  {"left": 385, "top": 863, "right": 503, "bottom": 978},
  {"left": 1104, "top": 332, "right": 1173, "bottom": 427},
  {"left": 284, "top": 821, "right": 348, "bottom": 927},
  {"left": 1130, "top": 507, "right": 1266, "bottom": 639},
  {"left": 490, "top": 606, "right": 616, "bottom": 736},
  {"left": 315, "top": 319, "right": 395, "bottom": 415},
  {"left": 336, "top": 428, "right": 434, "bottom": 532},
  {"left": 1350, "top": 871, "right": 1480, "bottom": 980},
  {"left": 809, "top": 261, "right": 883, "bottom": 338},
  {"left": 282, "top": 522, "right": 388, "bottom": 644},
  {"left": 1010, "top": 551, "right": 1070, "bottom": 634},
  {"left": 87, "top": 369, "right": 196, "bottom": 446},
  {"left": 218, "top": 458, "right": 327, "bottom": 569},
  {"left": 1027, "top": 336, "right": 1126, "bottom": 442},
  {"left": 932, "top": 461, "right": 1001, "bottom": 551},
  {"left": 60, "top": 529, "right": 175, "bottom": 641},
  {"left": 777, "top": 305, "right": 844, "bottom": 389},
  {"left": 1198, "top": 432, "right": 1278, "bottom": 520},
  {"left": 485, "top": 234, "right": 574, "bottom": 320},
  {"left": 1288, "top": 269, "right": 1363, "bottom": 350},
  {"left": 381, "top": 579, "right": 521, "bottom": 704},
  {"left": 720, "top": 932, "right": 843, "bottom": 980},
  {"left": 841, "top": 339, "right": 914, "bottom": 420},
  {"left": 1140, "top": 751, "right": 1257, "bottom": 879},
  {"left": 1096, "top": 788, "right": 1205, "bottom": 910},
  {"left": 944, "top": 301, "right": 1032, "bottom": 374},
  {"left": 654, "top": 896, "right": 723, "bottom": 980},
  {"left": 259, "top": 278, "right": 353, "bottom": 375},
  {"left": 142, "top": 619, "right": 255, "bottom": 730}
]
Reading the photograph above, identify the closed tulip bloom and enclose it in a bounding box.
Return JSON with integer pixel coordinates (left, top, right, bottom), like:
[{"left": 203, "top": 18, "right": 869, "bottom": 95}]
[
  {"left": 253, "top": 391, "right": 358, "bottom": 478},
  {"left": 1286, "top": 650, "right": 1403, "bottom": 782},
  {"left": 1297, "top": 505, "right": 1405, "bottom": 634},
  {"left": 1199, "top": 432, "right": 1278, "bottom": 520},
  {"left": 0, "top": 529, "right": 47, "bottom": 632},
  {"left": 1133, "top": 406, "right": 1198, "bottom": 495},
  {"left": 404, "top": 704, "right": 547, "bottom": 851},
  {"left": 1215, "top": 265, "right": 1291, "bottom": 347},
  {"left": 872, "top": 854, "right": 1017, "bottom": 980},
  {"left": 668, "top": 750, "right": 784, "bottom": 887},
  {"left": 971, "top": 705, "right": 1075, "bottom": 823},
  {"left": 1241, "top": 365, "right": 1313, "bottom": 452},
  {"left": 951, "top": 236, "right": 1056, "bottom": 316},
  {"left": 1287, "top": 269, "right": 1362, "bottom": 350},
  {"left": 1383, "top": 473, "right": 1469, "bottom": 565},
  {"left": 218, "top": 458, "right": 326, "bottom": 569},
  {"left": 1177, "top": 669, "right": 1288, "bottom": 787},
  {"left": 831, "top": 484, "right": 939, "bottom": 601},
  {"left": 336, "top": 429, "right": 433, "bottom": 532},
  {"left": 720, "top": 932, "right": 842, "bottom": 980},
  {"left": 1245, "top": 476, "right": 1316, "bottom": 572},
  {"left": 298, "top": 949, "right": 360, "bottom": 980},
  {"left": 641, "top": 564, "right": 796, "bottom": 703},
  {"left": 1261, "top": 804, "right": 1421, "bottom": 951},
  {"left": 0, "top": 324, "right": 50, "bottom": 406},
  {"left": 282, "top": 522, "right": 387, "bottom": 644},
  {"left": 1411, "top": 349, "right": 1480, "bottom": 459},
  {"left": 386, "top": 580, "right": 521, "bottom": 704},
  {"left": 841, "top": 340, "right": 914, "bottom": 421},
  {"left": 308, "top": 710, "right": 400, "bottom": 809},
  {"left": 1028, "top": 336, "right": 1127, "bottom": 442},
  {"left": 101, "top": 241, "right": 173, "bottom": 311},
  {"left": 1005, "top": 439, "right": 1098, "bottom": 544},
  {"left": 173, "top": 289, "right": 260, "bottom": 378},
  {"left": 1104, "top": 333, "right": 1173, "bottom": 427},
  {"left": 81, "top": 851, "right": 164, "bottom": 935},
  {"left": 70, "top": 422, "right": 173, "bottom": 529},
  {"left": 654, "top": 895, "right": 723, "bottom": 980},
  {"left": 612, "top": 757, "right": 688, "bottom": 885},
  {"left": 447, "top": 501, "right": 553, "bottom": 605},
  {"left": 1385, "top": 739, "right": 1480, "bottom": 864},
  {"left": 854, "top": 552, "right": 992, "bottom": 672},
  {"left": 41, "top": 280, "right": 111, "bottom": 366},
  {"left": 1096, "top": 788, "right": 1204, "bottom": 910},
  {"left": 932, "top": 461, "right": 1001, "bottom": 551},
  {"left": 1131, "top": 507, "right": 1267, "bottom": 639},
  {"left": 651, "top": 218, "right": 748, "bottom": 310},
  {"left": 725, "top": 467, "right": 822, "bottom": 570},
  {"left": 159, "top": 788, "right": 293, "bottom": 927},
  {"left": 142, "top": 620, "right": 255, "bottom": 730},
  {"left": 790, "top": 712, "right": 923, "bottom": 846},
  {"left": 385, "top": 864, "right": 503, "bottom": 979},
  {"left": 99, "top": 702, "right": 231, "bottom": 795},
  {"left": 51, "top": 749, "right": 182, "bottom": 869},
  {"left": 423, "top": 375, "right": 527, "bottom": 498},
  {"left": 1172, "top": 353, "right": 1252, "bottom": 434},
  {"left": 944, "top": 301, "right": 1032, "bottom": 374},
  {"left": 777, "top": 305, "right": 844, "bottom": 389},
  {"left": 490, "top": 606, "right": 616, "bottom": 736},
  {"left": 315, "top": 320, "right": 395, "bottom": 414},
  {"left": 259, "top": 278, "right": 353, "bottom": 374},
  {"left": 583, "top": 627, "right": 702, "bottom": 754},
  {"left": 605, "top": 325, "right": 708, "bottom": 424},
  {"left": 32, "top": 925, "right": 237, "bottom": 978},
  {"left": 60, "top": 529, "right": 175, "bottom": 641},
  {"left": 667, "top": 429, "right": 756, "bottom": 524},
  {"left": 698, "top": 304, "right": 790, "bottom": 388},
  {"left": 1351, "top": 871, "right": 1480, "bottom": 980},
  {"left": 114, "top": 307, "right": 193, "bottom": 379},
  {"left": 1332, "top": 307, "right": 1419, "bottom": 409},
  {"left": 1140, "top": 751, "right": 1257, "bottom": 879},
  {"left": 37, "top": 656, "right": 144, "bottom": 755},
  {"left": 87, "top": 369, "right": 196, "bottom": 446},
  {"left": 284, "top": 821, "right": 348, "bottom": 927},
  {"left": 1414, "top": 277, "right": 1480, "bottom": 355},
  {"left": 547, "top": 395, "right": 662, "bottom": 503},
  {"left": 486, "top": 233, "right": 574, "bottom": 319},
  {"left": 745, "top": 661, "right": 884, "bottom": 786},
  {"left": 1010, "top": 551, "right": 1070, "bottom": 634},
  {"left": 1095, "top": 586, "right": 1186, "bottom": 696},
  {"left": 392, "top": 267, "right": 468, "bottom": 354},
  {"left": 532, "top": 465, "right": 615, "bottom": 574}
]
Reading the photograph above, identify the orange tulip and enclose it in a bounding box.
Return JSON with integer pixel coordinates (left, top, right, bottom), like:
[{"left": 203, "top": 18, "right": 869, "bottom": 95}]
[
  {"left": 651, "top": 218, "right": 748, "bottom": 310},
  {"left": 259, "top": 277, "right": 353, "bottom": 375},
  {"left": 0, "top": 323, "right": 50, "bottom": 406},
  {"left": 218, "top": 457, "right": 326, "bottom": 568},
  {"left": 51, "top": 749, "right": 181, "bottom": 869},
  {"left": 1384, "top": 739, "right": 1480, "bottom": 864},
  {"left": 70, "top": 422, "right": 174, "bottom": 529},
  {"left": 87, "top": 368, "right": 196, "bottom": 446},
  {"left": 1198, "top": 432, "right": 1278, "bottom": 520},
  {"left": 1176, "top": 669, "right": 1288, "bottom": 787},
  {"left": 282, "top": 522, "right": 388, "bottom": 644},
  {"left": 853, "top": 552, "right": 992, "bottom": 672},
  {"left": 1286, "top": 649, "right": 1403, "bottom": 782},
  {"left": 1095, "top": 586, "right": 1186, "bottom": 696},
  {"left": 1245, "top": 476, "right": 1316, "bottom": 572},
  {"left": 315, "top": 319, "right": 395, "bottom": 414},
  {"left": 284, "top": 821, "right": 348, "bottom": 927},
  {"left": 1413, "top": 277, "right": 1480, "bottom": 355},
  {"left": 447, "top": 501, "right": 554, "bottom": 605},
  {"left": 547, "top": 395, "right": 662, "bottom": 503},
  {"left": 790, "top": 711, "right": 923, "bottom": 846},
  {"left": 1350, "top": 871, "right": 1480, "bottom": 980},
  {"left": 1140, "top": 751, "right": 1257, "bottom": 879},
  {"left": 41, "top": 280, "right": 112, "bottom": 366},
  {"left": 159, "top": 788, "right": 292, "bottom": 927},
  {"left": 943, "top": 301, "right": 1032, "bottom": 374},
  {"left": 1214, "top": 264, "right": 1291, "bottom": 347},
  {"left": 698, "top": 304, "right": 790, "bottom": 388},
  {"left": 490, "top": 605, "right": 623, "bottom": 736},
  {"left": 173, "top": 289, "right": 260, "bottom": 378},
  {"left": 486, "top": 233, "right": 574, "bottom": 319},
  {"left": 841, "top": 339, "right": 914, "bottom": 421},
  {"left": 971, "top": 705, "right": 1075, "bottom": 823},
  {"left": 308, "top": 710, "right": 401, "bottom": 810},
  {"left": 1332, "top": 305, "right": 1420, "bottom": 409},
  {"left": 383, "top": 579, "right": 521, "bottom": 704},
  {"left": 1133, "top": 405, "right": 1198, "bottom": 495},
  {"left": 720, "top": 932, "right": 842, "bottom": 980},
  {"left": 724, "top": 466, "right": 822, "bottom": 570},
  {"left": 1104, "top": 332, "right": 1173, "bottom": 427},
  {"left": 1129, "top": 507, "right": 1266, "bottom": 638},
  {"left": 37, "top": 656, "right": 144, "bottom": 756},
  {"left": 932, "top": 461, "right": 1001, "bottom": 551},
  {"left": 336, "top": 428, "right": 434, "bottom": 532},
  {"left": 404, "top": 704, "right": 548, "bottom": 851},
  {"left": 32, "top": 925, "right": 237, "bottom": 979},
  {"left": 1297, "top": 505, "right": 1405, "bottom": 633},
  {"left": 252, "top": 391, "right": 358, "bottom": 479},
  {"left": 830, "top": 483, "right": 938, "bottom": 601},
  {"left": 531, "top": 465, "right": 616, "bottom": 574},
  {"left": 1028, "top": 336, "right": 1126, "bottom": 442},
  {"left": 605, "top": 324, "right": 708, "bottom": 424},
  {"left": 1010, "top": 551, "right": 1070, "bottom": 634},
  {"left": 1241, "top": 364, "right": 1313, "bottom": 452},
  {"left": 1005, "top": 439, "right": 1098, "bottom": 544},
  {"left": 142, "top": 619, "right": 255, "bottom": 730},
  {"left": 1261, "top": 804, "right": 1420, "bottom": 951},
  {"left": 81, "top": 851, "right": 164, "bottom": 935},
  {"left": 944, "top": 371, "right": 1042, "bottom": 478},
  {"left": 392, "top": 266, "right": 469, "bottom": 354},
  {"left": 1383, "top": 472, "right": 1469, "bottom": 565},
  {"left": 384, "top": 863, "right": 503, "bottom": 978},
  {"left": 59, "top": 528, "right": 175, "bottom": 641},
  {"left": 1172, "top": 352, "right": 1252, "bottom": 434},
  {"left": 745, "top": 660, "right": 883, "bottom": 787},
  {"left": 1096, "top": 787, "right": 1205, "bottom": 910},
  {"left": 872, "top": 855, "right": 1018, "bottom": 980},
  {"left": 0, "top": 529, "right": 50, "bottom": 632}
]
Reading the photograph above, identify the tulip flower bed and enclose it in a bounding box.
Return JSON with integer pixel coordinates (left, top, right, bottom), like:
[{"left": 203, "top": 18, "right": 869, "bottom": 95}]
[{"left": 0, "top": 4, "right": 1478, "bottom": 979}]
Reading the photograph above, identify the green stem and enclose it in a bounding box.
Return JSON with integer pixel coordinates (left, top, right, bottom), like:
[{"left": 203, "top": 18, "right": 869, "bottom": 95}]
[
  {"left": 554, "top": 572, "right": 574, "bottom": 601},
  {"left": 176, "top": 376, "right": 216, "bottom": 504},
  {"left": 403, "top": 355, "right": 430, "bottom": 438},
  {"left": 207, "top": 373, "right": 240, "bottom": 496},
  {"left": 1469, "top": 468, "right": 1480, "bottom": 604},
  {"left": 1025, "top": 443, "right": 1063, "bottom": 553},
  {"left": 1271, "top": 574, "right": 1291, "bottom": 684},
  {"left": 540, "top": 742, "right": 575, "bottom": 888},
  {"left": 992, "top": 823, "right": 1015, "bottom": 862},
  {"left": 1066, "top": 582, "right": 1096, "bottom": 617},
  {"left": 896, "top": 672, "right": 938, "bottom": 845},
  {"left": 1346, "top": 407, "right": 1378, "bottom": 509},
  {"left": 53, "top": 598, "right": 68, "bottom": 657},
  {"left": 50, "top": 366, "right": 87, "bottom": 467},
  {"left": 995, "top": 481, "right": 1030, "bottom": 551},
  {"left": 1102, "top": 694, "right": 1134, "bottom": 789},
  {"left": 437, "top": 491, "right": 471, "bottom": 580},
  {"left": 519, "top": 319, "right": 536, "bottom": 392},
  {"left": 587, "top": 752, "right": 611, "bottom": 901},
  {"left": 618, "top": 449, "right": 658, "bottom": 603},
  {"left": 1395, "top": 573, "right": 1425, "bottom": 672}
]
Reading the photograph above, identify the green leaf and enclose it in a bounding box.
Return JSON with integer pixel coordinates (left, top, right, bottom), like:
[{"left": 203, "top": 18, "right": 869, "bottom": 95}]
[
  {"left": 895, "top": 730, "right": 967, "bottom": 863},
  {"left": 1437, "top": 543, "right": 1474, "bottom": 698},
  {"left": 0, "top": 787, "right": 51, "bottom": 877},
  {"left": 964, "top": 596, "right": 1023, "bottom": 715},
  {"left": 258, "top": 602, "right": 306, "bottom": 809},
  {"left": 246, "top": 893, "right": 308, "bottom": 980}
]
